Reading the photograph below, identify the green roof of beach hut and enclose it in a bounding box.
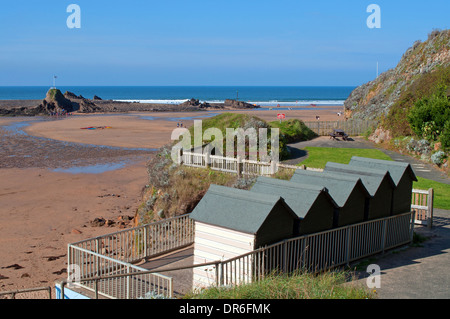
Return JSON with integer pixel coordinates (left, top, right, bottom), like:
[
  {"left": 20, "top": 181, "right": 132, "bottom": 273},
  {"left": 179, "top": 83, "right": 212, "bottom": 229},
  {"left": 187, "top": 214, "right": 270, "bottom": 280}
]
[
  {"left": 250, "top": 176, "right": 339, "bottom": 235},
  {"left": 349, "top": 157, "right": 418, "bottom": 214},
  {"left": 290, "top": 169, "right": 370, "bottom": 226},
  {"left": 324, "top": 162, "right": 396, "bottom": 219},
  {"left": 348, "top": 157, "right": 417, "bottom": 186},
  {"left": 189, "top": 184, "right": 298, "bottom": 247}
]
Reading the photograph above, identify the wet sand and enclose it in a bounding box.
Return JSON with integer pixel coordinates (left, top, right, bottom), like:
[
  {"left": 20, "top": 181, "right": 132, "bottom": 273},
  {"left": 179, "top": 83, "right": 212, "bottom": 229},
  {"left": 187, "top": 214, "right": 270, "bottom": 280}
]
[
  {"left": 0, "top": 105, "right": 342, "bottom": 296},
  {"left": 0, "top": 166, "right": 148, "bottom": 296}
]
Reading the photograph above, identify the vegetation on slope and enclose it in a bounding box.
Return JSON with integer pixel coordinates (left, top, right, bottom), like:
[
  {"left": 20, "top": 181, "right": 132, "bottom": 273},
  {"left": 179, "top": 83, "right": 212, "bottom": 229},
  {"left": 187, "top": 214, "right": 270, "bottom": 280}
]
[
  {"left": 382, "top": 65, "right": 450, "bottom": 138},
  {"left": 184, "top": 270, "right": 376, "bottom": 299},
  {"left": 184, "top": 113, "right": 315, "bottom": 161},
  {"left": 269, "top": 118, "right": 317, "bottom": 143}
]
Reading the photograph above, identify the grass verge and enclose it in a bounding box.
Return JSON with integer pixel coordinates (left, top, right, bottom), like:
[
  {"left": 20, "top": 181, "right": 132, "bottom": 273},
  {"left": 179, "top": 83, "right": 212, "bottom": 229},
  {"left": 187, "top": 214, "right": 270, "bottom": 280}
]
[
  {"left": 413, "top": 177, "right": 450, "bottom": 210},
  {"left": 183, "top": 270, "right": 376, "bottom": 299},
  {"left": 297, "top": 147, "right": 393, "bottom": 169}
]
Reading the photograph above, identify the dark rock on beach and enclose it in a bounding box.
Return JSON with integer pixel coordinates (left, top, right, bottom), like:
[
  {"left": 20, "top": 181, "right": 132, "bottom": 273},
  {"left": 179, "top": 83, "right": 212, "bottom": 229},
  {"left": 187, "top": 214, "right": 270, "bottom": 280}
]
[
  {"left": 39, "top": 89, "right": 75, "bottom": 114},
  {"left": 224, "top": 99, "right": 260, "bottom": 109}
]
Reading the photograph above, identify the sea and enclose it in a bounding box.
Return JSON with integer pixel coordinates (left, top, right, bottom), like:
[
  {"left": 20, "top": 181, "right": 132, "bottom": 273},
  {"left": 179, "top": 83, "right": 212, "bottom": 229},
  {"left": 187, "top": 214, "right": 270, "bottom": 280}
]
[{"left": 0, "top": 86, "right": 354, "bottom": 107}]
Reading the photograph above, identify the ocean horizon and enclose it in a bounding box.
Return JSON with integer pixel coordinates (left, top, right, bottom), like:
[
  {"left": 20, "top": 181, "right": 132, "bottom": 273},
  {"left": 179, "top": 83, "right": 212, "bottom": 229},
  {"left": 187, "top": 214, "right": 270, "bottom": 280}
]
[{"left": 0, "top": 86, "right": 354, "bottom": 106}]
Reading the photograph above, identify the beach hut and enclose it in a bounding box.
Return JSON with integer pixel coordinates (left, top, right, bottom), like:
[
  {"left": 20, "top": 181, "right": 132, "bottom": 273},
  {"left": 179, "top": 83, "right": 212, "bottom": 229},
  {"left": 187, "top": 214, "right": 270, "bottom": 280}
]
[
  {"left": 250, "top": 176, "right": 339, "bottom": 235},
  {"left": 189, "top": 184, "right": 298, "bottom": 289},
  {"left": 324, "top": 162, "right": 396, "bottom": 220},
  {"left": 349, "top": 157, "right": 418, "bottom": 215},
  {"left": 290, "top": 170, "right": 371, "bottom": 227}
]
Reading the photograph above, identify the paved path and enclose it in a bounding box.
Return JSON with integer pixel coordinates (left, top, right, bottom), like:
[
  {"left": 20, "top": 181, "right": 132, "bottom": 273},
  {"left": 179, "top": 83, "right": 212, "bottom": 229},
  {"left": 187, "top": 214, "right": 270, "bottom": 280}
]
[{"left": 350, "top": 209, "right": 450, "bottom": 299}]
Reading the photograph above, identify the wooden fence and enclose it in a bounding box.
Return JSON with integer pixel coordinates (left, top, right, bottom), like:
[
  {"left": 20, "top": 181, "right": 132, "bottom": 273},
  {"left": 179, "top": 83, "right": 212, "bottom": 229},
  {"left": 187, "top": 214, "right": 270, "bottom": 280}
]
[
  {"left": 180, "top": 150, "right": 321, "bottom": 176},
  {"left": 411, "top": 188, "right": 434, "bottom": 228},
  {"left": 303, "top": 119, "right": 378, "bottom": 136}
]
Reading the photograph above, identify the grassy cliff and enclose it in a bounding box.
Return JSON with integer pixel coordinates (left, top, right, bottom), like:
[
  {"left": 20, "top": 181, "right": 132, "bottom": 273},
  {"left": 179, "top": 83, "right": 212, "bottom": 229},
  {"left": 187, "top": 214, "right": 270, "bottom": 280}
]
[{"left": 134, "top": 113, "right": 315, "bottom": 225}]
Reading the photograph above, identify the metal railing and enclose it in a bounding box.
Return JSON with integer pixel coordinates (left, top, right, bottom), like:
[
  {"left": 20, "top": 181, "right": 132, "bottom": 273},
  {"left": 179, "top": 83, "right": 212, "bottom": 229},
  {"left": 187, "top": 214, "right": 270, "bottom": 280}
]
[
  {"left": 67, "top": 245, "right": 172, "bottom": 299},
  {"left": 67, "top": 214, "right": 194, "bottom": 298},
  {"left": 213, "top": 212, "right": 414, "bottom": 287},
  {"left": 69, "top": 214, "right": 194, "bottom": 264},
  {"left": 62, "top": 211, "right": 414, "bottom": 298},
  {"left": 412, "top": 188, "right": 434, "bottom": 228}
]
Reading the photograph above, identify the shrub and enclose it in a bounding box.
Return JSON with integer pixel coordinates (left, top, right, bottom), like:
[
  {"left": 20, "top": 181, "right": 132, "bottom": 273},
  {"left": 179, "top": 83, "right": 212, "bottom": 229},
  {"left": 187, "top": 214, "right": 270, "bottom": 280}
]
[
  {"left": 407, "top": 84, "right": 450, "bottom": 141},
  {"left": 269, "top": 119, "right": 317, "bottom": 143},
  {"left": 431, "top": 151, "right": 447, "bottom": 165},
  {"left": 406, "top": 138, "right": 431, "bottom": 155},
  {"left": 421, "top": 121, "right": 439, "bottom": 141},
  {"left": 440, "top": 120, "right": 450, "bottom": 149}
]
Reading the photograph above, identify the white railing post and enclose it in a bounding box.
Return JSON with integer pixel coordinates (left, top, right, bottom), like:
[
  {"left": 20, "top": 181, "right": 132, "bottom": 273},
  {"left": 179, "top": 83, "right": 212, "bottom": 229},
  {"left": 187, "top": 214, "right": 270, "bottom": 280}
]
[
  {"left": 427, "top": 188, "right": 434, "bottom": 229},
  {"left": 177, "top": 148, "right": 182, "bottom": 165},
  {"left": 126, "top": 265, "right": 131, "bottom": 299},
  {"left": 204, "top": 145, "right": 211, "bottom": 168},
  {"left": 144, "top": 226, "right": 148, "bottom": 258},
  {"left": 237, "top": 156, "right": 242, "bottom": 177}
]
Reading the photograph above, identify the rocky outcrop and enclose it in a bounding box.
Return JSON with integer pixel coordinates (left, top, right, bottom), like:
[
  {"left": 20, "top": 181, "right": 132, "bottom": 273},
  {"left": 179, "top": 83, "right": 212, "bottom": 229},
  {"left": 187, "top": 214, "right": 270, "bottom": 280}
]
[
  {"left": 63, "top": 91, "right": 79, "bottom": 99},
  {"left": 38, "top": 89, "right": 75, "bottom": 114},
  {"left": 179, "top": 98, "right": 211, "bottom": 109},
  {"left": 344, "top": 29, "right": 450, "bottom": 121},
  {"left": 78, "top": 98, "right": 101, "bottom": 113},
  {"left": 368, "top": 127, "right": 391, "bottom": 144},
  {"left": 224, "top": 99, "right": 259, "bottom": 109}
]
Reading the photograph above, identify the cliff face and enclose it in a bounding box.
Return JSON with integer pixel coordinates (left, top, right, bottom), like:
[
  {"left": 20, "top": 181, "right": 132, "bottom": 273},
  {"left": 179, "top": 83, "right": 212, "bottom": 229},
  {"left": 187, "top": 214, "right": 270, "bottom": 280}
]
[{"left": 344, "top": 29, "right": 450, "bottom": 122}]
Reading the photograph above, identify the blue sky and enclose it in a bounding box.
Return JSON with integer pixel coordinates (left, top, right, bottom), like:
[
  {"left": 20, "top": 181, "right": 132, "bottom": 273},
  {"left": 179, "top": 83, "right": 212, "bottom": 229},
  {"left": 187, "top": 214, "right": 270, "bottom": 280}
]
[{"left": 0, "top": 0, "right": 448, "bottom": 86}]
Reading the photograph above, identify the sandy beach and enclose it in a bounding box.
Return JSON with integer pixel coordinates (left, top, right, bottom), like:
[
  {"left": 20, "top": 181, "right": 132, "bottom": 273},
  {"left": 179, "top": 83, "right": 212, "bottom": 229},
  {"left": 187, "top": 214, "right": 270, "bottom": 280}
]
[
  {"left": 22, "top": 105, "right": 343, "bottom": 148},
  {"left": 0, "top": 105, "right": 342, "bottom": 296}
]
